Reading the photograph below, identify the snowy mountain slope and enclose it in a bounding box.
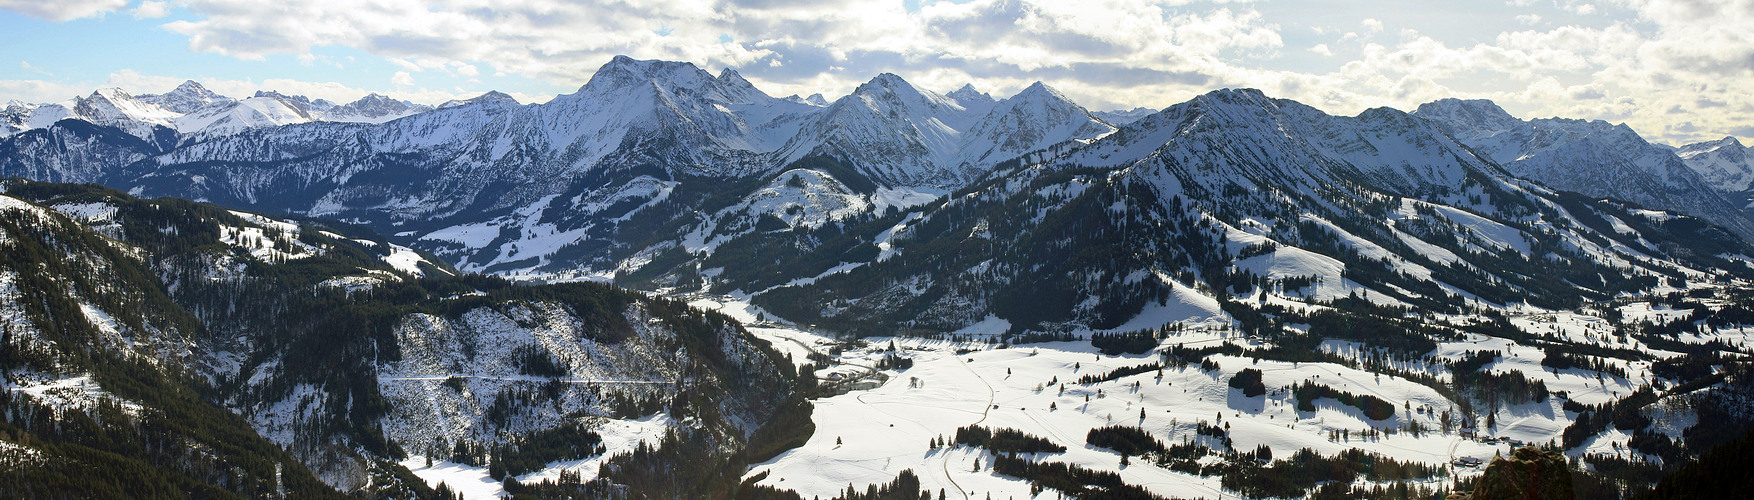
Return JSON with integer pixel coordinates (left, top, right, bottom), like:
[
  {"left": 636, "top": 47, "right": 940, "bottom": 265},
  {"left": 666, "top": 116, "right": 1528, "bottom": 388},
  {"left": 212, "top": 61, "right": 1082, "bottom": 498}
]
[
  {"left": 945, "top": 84, "right": 996, "bottom": 110},
  {"left": 774, "top": 73, "right": 991, "bottom": 188},
  {"left": 173, "top": 94, "right": 316, "bottom": 139},
  {"left": 1413, "top": 98, "right": 1754, "bottom": 241},
  {"left": 1092, "top": 106, "right": 1158, "bottom": 125},
  {"left": 320, "top": 92, "right": 432, "bottom": 123},
  {"left": 439, "top": 90, "right": 521, "bottom": 109},
  {"left": 136, "top": 80, "right": 233, "bottom": 114},
  {"left": 0, "top": 88, "right": 182, "bottom": 142},
  {"left": 5, "top": 59, "right": 1754, "bottom": 314},
  {"left": 0, "top": 118, "right": 164, "bottom": 182},
  {"left": 0, "top": 57, "right": 1138, "bottom": 279},
  {"left": 0, "top": 186, "right": 360, "bottom": 498},
  {"left": 1, "top": 100, "right": 36, "bottom": 136},
  {"left": 1677, "top": 136, "right": 1754, "bottom": 225},
  {"left": 731, "top": 88, "right": 1752, "bottom": 336},
  {"left": 955, "top": 82, "right": 1115, "bottom": 172},
  {"left": 0, "top": 180, "right": 810, "bottom": 498},
  {"left": 1678, "top": 137, "right": 1754, "bottom": 193},
  {"left": 770, "top": 77, "right": 1112, "bottom": 192},
  {"left": 71, "top": 88, "right": 182, "bottom": 140}
]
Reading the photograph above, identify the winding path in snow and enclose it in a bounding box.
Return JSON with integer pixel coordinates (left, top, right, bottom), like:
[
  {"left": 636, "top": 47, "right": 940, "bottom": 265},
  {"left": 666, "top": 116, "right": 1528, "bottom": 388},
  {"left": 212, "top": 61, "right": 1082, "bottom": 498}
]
[{"left": 937, "top": 350, "right": 997, "bottom": 500}]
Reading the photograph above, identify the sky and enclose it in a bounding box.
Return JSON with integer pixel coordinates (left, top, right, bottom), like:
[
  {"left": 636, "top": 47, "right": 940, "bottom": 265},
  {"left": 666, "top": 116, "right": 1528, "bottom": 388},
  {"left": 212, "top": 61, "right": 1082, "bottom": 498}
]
[{"left": 0, "top": 0, "right": 1749, "bottom": 145}]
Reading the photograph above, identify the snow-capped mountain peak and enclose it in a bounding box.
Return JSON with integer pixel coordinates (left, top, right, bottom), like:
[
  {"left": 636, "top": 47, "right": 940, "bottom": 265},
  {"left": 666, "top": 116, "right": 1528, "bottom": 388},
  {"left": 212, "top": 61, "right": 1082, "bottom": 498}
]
[
  {"left": 956, "top": 81, "right": 1114, "bottom": 168},
  {"left": 173, "top": 94, "right": 315, "bottom": 138},
  {"left": 581, "top": 56, "right": 726, "bottom": 102},
  {"left": 1415, "top": 97, "right": 1754, "bottom": 240},
  {"left": 773, "top": 72, "right": 988, "bottom": 187},
  {"left": 251, "top": 90, "right": 335, "bottom": 113},
  {"left": 1678, "top": 136, "right": 1754, "bottom": 194},
  {"left": 1694, "top": 136, "right": 1746, "bottom": 151},
  {"left": 1186, "top": 87, "right": 1280, "bottom": 114},
  {"left": 947, "top": 83, "right": 995, "bottom": 105},
  {"left": 1090, "top": 107, "right": 1157, "bottom": 126},
  {"left": 1064, "top": 87, "right": 1489, "bottom": 197},
  {"left": 850, "top": 73, "right": 986, "bottom": 130},
  {"left": 82, "top": 87, "right": 178, "bottom": 122},
  {"left": 64, "top": 87, "right": 180, "bottom": 139},
  {"left": 137, "top": 80, "right": 232, "bottom": 114},
  {"left": 773, "top": 74, "right": 1121, "bottom": 189},
  {"left": 1412, "top": 98, "right": 1521, "bottom": 136},
  {"left": 1013, "top": 81, "right": 1069, "bottom": 103},
  {"left": 322, "top": 92, "right": 432, "bottom": 124},
  {"left": 438, "top": 90, "right": 520, "bottom": 109},
  {"left": 714, "top": 67, "right": 770, "bottom": 103}
]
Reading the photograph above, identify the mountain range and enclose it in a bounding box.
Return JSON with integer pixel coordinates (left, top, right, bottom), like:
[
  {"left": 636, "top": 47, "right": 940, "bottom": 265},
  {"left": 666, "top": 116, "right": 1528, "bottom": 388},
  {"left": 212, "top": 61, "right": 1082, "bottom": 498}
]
[
  {"left": 4, "top": 56, "right": 1754, "bottom": 499},
  {"left": 1, "top": 80, "right": 432, "bottom": 143}
]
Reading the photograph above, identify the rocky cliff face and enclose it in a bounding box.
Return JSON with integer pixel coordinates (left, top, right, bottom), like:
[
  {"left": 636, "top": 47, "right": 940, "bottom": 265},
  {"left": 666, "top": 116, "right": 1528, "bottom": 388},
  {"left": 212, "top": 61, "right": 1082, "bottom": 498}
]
[{"left": 1451, "top": 447, "right": 1575, "bottom": 500}]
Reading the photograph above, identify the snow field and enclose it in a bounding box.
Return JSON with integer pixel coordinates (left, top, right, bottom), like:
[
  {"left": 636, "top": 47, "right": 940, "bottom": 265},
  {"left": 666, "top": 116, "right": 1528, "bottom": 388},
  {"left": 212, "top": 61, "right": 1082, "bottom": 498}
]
[
  {"left": 398, "top": 413, "right": 678, "bottom": 500},
  {"left": 745, "top": 328, "right": 1501, "bottom": 499}
]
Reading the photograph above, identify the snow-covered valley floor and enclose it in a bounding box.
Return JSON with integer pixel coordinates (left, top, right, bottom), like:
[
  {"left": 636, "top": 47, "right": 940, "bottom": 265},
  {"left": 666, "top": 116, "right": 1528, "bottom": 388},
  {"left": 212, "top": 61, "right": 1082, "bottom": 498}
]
[
  {"left": 738, "top": 324, "right": 1571, "bottom": 500},
  {"left": 383, "top": 292, "right": 1742, "bottom": 500}
]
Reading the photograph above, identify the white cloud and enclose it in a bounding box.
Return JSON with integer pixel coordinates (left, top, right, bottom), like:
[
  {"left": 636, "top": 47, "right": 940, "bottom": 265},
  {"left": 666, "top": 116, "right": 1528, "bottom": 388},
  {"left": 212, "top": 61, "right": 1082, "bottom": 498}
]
[
  {"left": 0, "top": 79, "right": 88, "bottom": 104},
  {"left": 0, "top": 0, "right": 126, "bottom": 22},
  {"left": 19, "top": 61, "right": 51, "bottom": 76},
  {"left": 5, "top": 0, "right": 1751, "bottom": 144},
  {"left": 384, "top": 58, "right": 418, "bottom": 72},
  {"left": 139, "top": 0, "right": 1285, "bottom": 108},
  {"left": 132, "top": 0, "right": 169, "bottom": 19}
]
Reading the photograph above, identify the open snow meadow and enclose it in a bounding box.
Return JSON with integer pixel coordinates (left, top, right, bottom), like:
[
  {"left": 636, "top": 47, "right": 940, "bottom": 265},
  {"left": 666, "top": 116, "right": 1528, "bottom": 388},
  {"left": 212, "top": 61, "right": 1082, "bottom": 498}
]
[
  {"left": 738, "top": 318, "right": 1739, "bottom": 498},
  {"left": 734, "top": 330, "right": 1472, "bottom": 499}
]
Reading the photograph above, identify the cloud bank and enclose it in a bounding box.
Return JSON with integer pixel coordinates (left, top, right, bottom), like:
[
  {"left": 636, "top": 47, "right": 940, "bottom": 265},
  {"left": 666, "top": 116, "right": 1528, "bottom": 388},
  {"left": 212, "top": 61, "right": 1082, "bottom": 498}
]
[{"left": 1, "top": 0, "right": 1751, "bottom": 144}]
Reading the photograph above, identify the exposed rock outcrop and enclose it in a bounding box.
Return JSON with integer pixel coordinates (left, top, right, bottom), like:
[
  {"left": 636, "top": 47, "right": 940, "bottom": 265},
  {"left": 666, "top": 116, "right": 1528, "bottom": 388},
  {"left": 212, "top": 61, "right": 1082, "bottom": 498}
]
[{"left": 1450, "top": 447, "right": 1575, "bottom": 500}]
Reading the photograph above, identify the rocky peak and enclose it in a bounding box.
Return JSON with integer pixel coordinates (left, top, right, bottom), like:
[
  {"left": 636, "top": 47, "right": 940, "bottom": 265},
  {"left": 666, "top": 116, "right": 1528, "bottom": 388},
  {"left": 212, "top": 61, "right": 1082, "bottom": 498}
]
[
  {"left": 581, "top": 56, "right": 712, "bottom": 95},
  {"left": 946, "top": 84, "right": 995, "bottom": 106},
  {"left": 856, "top": 73, "right": 913, "bottom": 96},
  {"left": 1679, "top": 136, "right": 1748, "bottom": 156},
  {"left": 138, "top": 80, "right": 232, "bottom": 114},
  {"left": 1413, "top": 98, "right": 1525, "bottom": 138},
  {"left": 252, "top": 91, "right": 333, "bottom": 113}
]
